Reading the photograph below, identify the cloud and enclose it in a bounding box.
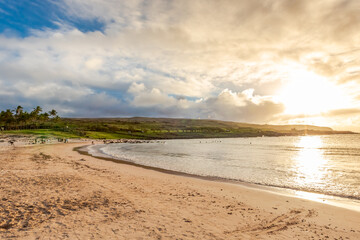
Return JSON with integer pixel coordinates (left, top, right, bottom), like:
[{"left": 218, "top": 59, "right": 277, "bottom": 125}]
[
  {"left": 130, "top": 87, "right": 177, "bottom": 108},
  {"left": 0, "top": 0, "right": 360, "bottom": 130},
  {"left": 199, "top": 89, "right": 285, "bottom": 122},
  {"left": 125, "top": 86, "right": 284, "bottom": 123},
  {"left": 128, "top": 82, "right": 146, "bottom": 94},
  {"left": 324, "top": 108, "right": 360, "bottom": 117}
]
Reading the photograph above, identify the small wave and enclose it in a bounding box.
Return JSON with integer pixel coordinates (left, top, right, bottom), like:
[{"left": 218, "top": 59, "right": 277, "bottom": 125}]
[
  {"left": 85, "top": 136, "right": 360, "bottom": 203},
  {"left": 162, "top": 153, "right": 191, "bottom": 158}
]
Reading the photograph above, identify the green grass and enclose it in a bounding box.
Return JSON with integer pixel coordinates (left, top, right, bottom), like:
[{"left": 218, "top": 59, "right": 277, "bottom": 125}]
[
  {"left": 84, "top": 131, "right": 143, "bottom": 139},
  {"left": 1, "top": 129, "right": 144, "bottom": 140},
  {"left": 1, "top": 129, "right": 81, "bottom": 139},
  {"left": 1, "top": 117, "right": 352, "bottom": 140}
]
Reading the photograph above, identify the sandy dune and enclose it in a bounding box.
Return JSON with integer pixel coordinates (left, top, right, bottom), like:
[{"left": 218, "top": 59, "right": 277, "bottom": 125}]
[{"left": 0, "top": 143, "right": 359, "bottom": 239}]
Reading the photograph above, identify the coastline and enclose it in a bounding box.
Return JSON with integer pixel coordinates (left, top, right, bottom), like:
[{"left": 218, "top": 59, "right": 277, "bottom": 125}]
[
  {"left": 1, "top": 142, "right": 359, "bottom": 239},
  {"left": 79, "top": 143, "right": 360, "bottom": 213}
]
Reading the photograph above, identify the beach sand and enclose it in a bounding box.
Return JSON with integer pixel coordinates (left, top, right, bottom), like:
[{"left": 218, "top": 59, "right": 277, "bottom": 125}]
[{"left": 0, "top": 142, "right": 359, "bottom": 239}]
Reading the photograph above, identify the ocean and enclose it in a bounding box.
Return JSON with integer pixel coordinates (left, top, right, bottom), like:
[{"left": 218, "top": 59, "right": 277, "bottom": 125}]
[{"left": 87, "top": 134, "right": 360, "bottom": 205}]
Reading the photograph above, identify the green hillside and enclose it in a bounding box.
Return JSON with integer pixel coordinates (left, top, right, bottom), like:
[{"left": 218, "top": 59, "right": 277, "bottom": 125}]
[
  {"left": 1, "top": 106, "right": 354, "bottom": 140},
  {"left": 49, "top": 117, "right": 351, "bottom": 139}
]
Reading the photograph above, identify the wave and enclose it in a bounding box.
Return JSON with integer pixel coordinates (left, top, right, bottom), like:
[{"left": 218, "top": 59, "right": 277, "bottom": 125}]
[{"left": 84, "top": 135, "right": 360, "bottom": 203}]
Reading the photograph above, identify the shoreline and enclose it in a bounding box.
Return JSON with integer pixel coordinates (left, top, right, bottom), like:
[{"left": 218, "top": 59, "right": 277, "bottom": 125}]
[
  {"left": 79, "top": 143, "right": 360, "bottom": 213},
  {"left": 1, "top": 142, "right": 359, "bottom": 239}
]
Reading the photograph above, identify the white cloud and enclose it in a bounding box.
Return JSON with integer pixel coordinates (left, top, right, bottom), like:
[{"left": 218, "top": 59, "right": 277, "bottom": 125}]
[
  {"left": 198, "top": 89, "right": 284, "bottom": 122},
  {"left": 1, "top": 0, "right": 360, "bottom": 130},
  {"left": 132, "top": 88, "right": 176, "bottom": 107},
  {"left": 128, "top": 82, "right": 146, "bottom": 94}
]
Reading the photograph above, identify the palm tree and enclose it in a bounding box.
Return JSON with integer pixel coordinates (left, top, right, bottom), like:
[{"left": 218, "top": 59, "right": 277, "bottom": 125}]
[
  {"left": 49, "top": 109, "right": 57, "bottom": 118},
  {"left": 14, "top": 106, "right": 24, "bottom": 129},
  {"left": 15, "top": 105, "right": 23, "bottom": 116},
  {"left": 1, "top": 106, "right": 60, "bottom": 130},
  {"left": 32, "top": 106, "right": 42, "bottom": 115},
  {"left": 39, "top": 112, "right": 50, "bottom": 125},
  {"left": 30, "top": 106, "right": 43, "bottom": 128},
  {"left": 3, "top": 109, "right": 14, "bottom": 129}
]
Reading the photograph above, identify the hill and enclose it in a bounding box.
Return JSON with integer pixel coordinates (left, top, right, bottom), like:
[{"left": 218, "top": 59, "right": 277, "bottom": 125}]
[
  {"left": 54, "top": 117, "right": 351, "bottom": 139},
  {"left": 1, "top": 116, "right": 354, "bottom": 140}
]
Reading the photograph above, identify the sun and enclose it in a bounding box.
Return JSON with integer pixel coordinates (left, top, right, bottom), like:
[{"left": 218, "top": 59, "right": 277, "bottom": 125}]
[{"left": 278, "top": 68, "right": 348, "bottom": 115}]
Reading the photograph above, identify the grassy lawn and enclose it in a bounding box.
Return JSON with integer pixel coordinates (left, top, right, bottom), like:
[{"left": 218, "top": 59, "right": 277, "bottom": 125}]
[
  {"left": 1, "top": 129, "right": 81, "bottom": 139},
  {"left": 84, "top": 131, "right": 143, "bottom": 139},
  {"left": 1, "top": 129, "right": 144, "bottom": 140}
]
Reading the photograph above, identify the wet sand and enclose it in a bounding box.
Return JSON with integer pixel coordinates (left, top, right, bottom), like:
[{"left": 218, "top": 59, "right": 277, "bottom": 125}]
[{"left": 0, "top": 142, "right": 359, "bottom": 239}]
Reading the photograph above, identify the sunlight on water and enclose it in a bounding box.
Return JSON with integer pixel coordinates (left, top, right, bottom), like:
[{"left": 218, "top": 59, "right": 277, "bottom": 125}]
[
  {"left": 94, "top": 134, "right": 360, "bottom": 203},
  {"left": 294, "top": 190, "right": 329, "bottom": 203},
  {"left": 294, "top": 136, "right": 327, "bottom": 186}
]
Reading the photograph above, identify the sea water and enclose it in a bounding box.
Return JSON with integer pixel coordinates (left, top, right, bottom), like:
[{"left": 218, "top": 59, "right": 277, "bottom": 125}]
[{"left": 88, "top": 134, "right": 360, "bottom": 202}]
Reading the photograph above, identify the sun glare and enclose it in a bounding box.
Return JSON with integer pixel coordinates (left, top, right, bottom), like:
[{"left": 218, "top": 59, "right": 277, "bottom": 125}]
[
  {"left": 294, "top": 136, "right": 327, "bottom": 186},
  {"left": 278, "top": 68, "right": 347, "bottom": 115}
]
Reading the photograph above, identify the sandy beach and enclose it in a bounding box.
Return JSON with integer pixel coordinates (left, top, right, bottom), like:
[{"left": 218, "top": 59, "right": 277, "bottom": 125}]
[{"left": 0, "top": 142, "right": 359, "bottom": 239}]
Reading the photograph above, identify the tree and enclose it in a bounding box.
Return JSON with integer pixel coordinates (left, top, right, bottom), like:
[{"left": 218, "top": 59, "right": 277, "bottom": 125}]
[
  {"left": 32, "top": 106, "right": 42, "bottom": 116},
  {"left": 39, "top": 112, "right": 50, "bottom": 122},
  {"left": 30, "top": 106, "right": 43, "bottom": 126},
  {"left": 15, "top": 105, "right": 23, "bottom": 116},
  {"left": 14, "top": 105, "right": 24, "bottom": 129},
  {"left": 2, "top": 109, "right": 14, "bottom": 126},
  {"left": 49, "top": 109, "right": 58, "bottom": 118},
  {"left": 0, "top": 106, "right": 60, "bottom": 130}
]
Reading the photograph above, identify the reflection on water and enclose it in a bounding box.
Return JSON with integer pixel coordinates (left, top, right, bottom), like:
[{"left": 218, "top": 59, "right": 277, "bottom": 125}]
[
  {"left": 294, "top": 136, "right": 328, "bottom": 187},
  {"left": 97, "top": 134, "right": 360, "bottom": 201},
  {"left": 295, "top": 190, "right": 328, "bottom": 202}
]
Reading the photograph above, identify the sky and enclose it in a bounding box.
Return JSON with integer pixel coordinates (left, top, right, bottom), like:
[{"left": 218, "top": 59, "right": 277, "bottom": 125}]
[{"left": 0, "top": 0, "right": 360, "bottom": 131}]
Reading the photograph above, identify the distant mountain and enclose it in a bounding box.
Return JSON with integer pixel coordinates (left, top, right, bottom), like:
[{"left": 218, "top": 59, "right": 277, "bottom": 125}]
[
  {"left": 120, "top": 117, "right": 334, "bottom": 131},
  {"left": 61, "top": 117, "right": 352, "bottom": 139}
]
